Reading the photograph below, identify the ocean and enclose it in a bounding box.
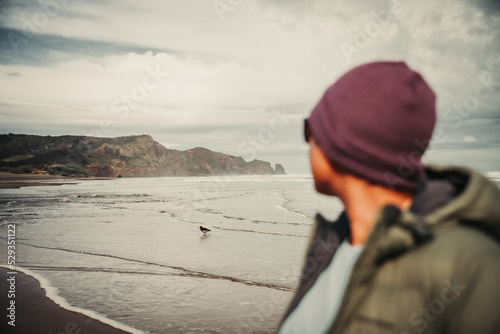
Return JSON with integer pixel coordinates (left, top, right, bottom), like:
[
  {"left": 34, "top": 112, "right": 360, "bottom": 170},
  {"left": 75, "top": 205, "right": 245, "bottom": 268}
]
[
  {"left": 0, "top": 175, "right": 343, "bottom": 334},
  {"left": 1, "top": 172, "right": 499, "bottom": 333}
]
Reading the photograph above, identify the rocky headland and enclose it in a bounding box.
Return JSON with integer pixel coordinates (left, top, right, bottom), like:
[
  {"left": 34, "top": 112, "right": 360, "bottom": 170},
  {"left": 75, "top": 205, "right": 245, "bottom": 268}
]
[{"left": 0, "top": 134, "right": 286, "bottom": 177}]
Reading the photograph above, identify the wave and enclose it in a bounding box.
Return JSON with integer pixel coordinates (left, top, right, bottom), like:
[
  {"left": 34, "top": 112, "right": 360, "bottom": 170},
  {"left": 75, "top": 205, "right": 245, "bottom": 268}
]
[
  {"left": 180, "top": 174, "right": 312, "bottom": 183},
  {"left": 0, "top": 265, "right": 144, "bottom": 334},
  {"left": 483, "top": 171, "right": 500, "bottom": 181},
  {"left": 178, "top": 216, "right": 309, "bottom": 233},
  {"left": 211, "top": 225, "right": 308, "bottom": 238},
  {"left": 16, "top": 242, "right": 293, "bottom": 291},
  {"left": 275, "top": 203, "right": 309, "bottom": 219}
]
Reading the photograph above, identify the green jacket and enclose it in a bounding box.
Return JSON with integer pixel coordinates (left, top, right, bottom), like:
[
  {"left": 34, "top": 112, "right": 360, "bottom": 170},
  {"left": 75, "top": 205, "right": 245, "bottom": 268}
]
[{"left": 279, "top": 166, "right": 500, "bottom": 333}]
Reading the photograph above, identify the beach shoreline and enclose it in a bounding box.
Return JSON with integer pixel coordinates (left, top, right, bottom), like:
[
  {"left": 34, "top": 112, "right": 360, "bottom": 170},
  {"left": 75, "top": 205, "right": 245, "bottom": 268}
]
[
  {"left": 0, "top": 172, "right": 86, "bottom": 189},
  {"left": 0, "top": 267, "right": 140, "bottom": 334}
]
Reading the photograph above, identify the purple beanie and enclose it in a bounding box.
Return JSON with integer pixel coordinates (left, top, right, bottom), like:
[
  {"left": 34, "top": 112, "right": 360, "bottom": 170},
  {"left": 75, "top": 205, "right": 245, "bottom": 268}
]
[{"left": 308, "top": 61, "right": 436, "bottom": 191}]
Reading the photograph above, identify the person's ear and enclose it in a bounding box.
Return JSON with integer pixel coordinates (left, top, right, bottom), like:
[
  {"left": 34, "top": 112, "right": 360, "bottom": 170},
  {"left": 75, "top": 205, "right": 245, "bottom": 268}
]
[{"left": 309, "top": 138, "right": 340, "bottom": 196}]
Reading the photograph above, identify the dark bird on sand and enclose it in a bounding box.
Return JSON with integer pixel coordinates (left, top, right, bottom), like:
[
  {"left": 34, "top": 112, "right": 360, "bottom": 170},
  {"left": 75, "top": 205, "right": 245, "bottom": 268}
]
[{"left": 199, "top": 226, "right": 211, "bottom": 235}]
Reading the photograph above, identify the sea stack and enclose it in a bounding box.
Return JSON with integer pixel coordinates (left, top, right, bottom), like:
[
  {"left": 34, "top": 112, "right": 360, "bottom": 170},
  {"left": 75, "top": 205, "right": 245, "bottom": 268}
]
[{"left": 275, "top": 164, "right": 286, "bottom": 175}]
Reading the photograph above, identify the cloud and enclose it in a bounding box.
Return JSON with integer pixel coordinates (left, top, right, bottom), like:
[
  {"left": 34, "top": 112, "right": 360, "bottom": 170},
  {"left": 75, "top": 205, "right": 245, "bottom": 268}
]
[
  {"left": 0, "top": 51, "right": 317, "bottom": 113},
  {"left": 0, "top": 27, "right": 183, "bottom": 66},
  {"left": 464, "top": 135, "right": 477, "bottom": 142},
  {"left": 473, "top": 0, "right": 500, "bottom": 13},
  {"left": 2, "top": 71, "right": 20, "bottom": 77},
  {"left": 0, "top": 0, "right": 499, "bottom": 172}
]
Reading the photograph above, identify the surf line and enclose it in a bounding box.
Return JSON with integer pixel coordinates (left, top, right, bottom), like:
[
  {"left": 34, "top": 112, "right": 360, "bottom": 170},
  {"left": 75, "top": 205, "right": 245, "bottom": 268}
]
[
  {"left": 275, "top": 189, "right": 310, "bottom": 219},
  {"left": 211, "top": 226, "right": 308, "bottom": 238},
  {"left": 16, "top": 242, "right": 293, "bottom": 292},
  {"left": 178, "top": 218, "right": 309, "bottom": 235},
  {"left": 0, "top": 265, "right": 144, "bottom": 334},
  {"left": 22, "top": 265, "right": 227, "bottom": 281}
]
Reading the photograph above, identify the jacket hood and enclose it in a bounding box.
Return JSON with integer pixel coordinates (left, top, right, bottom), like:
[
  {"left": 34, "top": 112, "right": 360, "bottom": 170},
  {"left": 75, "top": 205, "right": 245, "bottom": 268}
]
[
  {"left": 363, "top": 165, "right": 500, "bottom": 266},
  {"left": 408, "top": 165, "right": 500, "bottom": 242}
]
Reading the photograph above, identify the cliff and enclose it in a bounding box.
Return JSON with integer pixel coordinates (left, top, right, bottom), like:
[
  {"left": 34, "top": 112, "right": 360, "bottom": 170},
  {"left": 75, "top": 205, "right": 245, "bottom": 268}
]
[{"left": 0, "top": 134, "right": 286, "bottom": 177}]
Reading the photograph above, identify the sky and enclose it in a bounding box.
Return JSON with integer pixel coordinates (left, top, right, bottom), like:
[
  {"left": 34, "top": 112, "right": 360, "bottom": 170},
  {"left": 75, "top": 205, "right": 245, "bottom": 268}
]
[{"left": 0, "top": 0, "right": 499, "bottom": 174}]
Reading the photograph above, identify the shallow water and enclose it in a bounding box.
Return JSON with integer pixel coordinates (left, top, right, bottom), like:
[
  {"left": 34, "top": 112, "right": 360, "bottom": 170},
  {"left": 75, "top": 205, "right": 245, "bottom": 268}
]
[
  {"left": 0, "top": 175, "right": 343, "bottom": 333},
  {"left": 2, "top": 172, "right": 497, "bottom": 333}
]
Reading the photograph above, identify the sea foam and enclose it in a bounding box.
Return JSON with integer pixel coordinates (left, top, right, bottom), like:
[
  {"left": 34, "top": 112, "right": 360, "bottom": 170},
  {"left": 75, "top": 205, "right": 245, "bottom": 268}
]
[{"left": 0, "top": 265, "right": 145, "bottom": 334}]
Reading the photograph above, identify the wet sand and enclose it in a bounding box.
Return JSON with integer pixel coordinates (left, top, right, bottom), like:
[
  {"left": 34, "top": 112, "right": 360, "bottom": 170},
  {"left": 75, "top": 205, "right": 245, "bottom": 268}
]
[
  {"left": 0, "top": 267, "right": 133, "bottom": 334},
  {"left": 0, "top": 173, "right": 78, "bottom": 189}
]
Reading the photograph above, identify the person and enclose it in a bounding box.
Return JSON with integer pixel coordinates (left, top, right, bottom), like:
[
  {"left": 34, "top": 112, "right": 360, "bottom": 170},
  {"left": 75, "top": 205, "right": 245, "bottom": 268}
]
[{"left": 277, "top": 61, "right": 500, "bottom": 334}]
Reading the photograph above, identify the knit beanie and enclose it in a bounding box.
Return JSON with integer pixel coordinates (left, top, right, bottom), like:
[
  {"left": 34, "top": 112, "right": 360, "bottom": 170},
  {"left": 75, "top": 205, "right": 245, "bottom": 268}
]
[{"left": 308, "top": 61, "right": 436, "bottom": 192}]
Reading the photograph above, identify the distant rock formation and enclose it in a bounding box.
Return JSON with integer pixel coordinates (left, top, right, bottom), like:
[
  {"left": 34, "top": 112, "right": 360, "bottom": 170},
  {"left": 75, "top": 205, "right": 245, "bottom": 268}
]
[
  {"left": 0, "top": 134, "right": 286, "bottom": 177},
  {"left": 275, "top": 164, "right": 286, "bottom": 175}
]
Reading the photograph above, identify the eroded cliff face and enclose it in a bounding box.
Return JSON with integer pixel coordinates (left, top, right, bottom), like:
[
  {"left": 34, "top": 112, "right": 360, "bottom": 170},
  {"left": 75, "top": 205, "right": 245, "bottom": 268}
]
[{"left": 0, "top": 134, "right": 286, "bottom": 177}]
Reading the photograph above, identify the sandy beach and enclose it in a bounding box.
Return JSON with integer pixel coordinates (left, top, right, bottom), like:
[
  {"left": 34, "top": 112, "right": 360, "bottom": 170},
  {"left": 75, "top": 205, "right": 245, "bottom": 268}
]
[
  {"left": 0, "top": 173, "right": 81, "bottom": 189},
  {"left": 0, "top": 267, "right": 134, "bottom": 334}
]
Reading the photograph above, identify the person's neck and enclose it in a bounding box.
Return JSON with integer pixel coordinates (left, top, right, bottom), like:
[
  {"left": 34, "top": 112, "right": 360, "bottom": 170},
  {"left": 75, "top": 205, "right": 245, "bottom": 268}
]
[{"left": 339, "top": 177, "right": 413, "bottom": 246}]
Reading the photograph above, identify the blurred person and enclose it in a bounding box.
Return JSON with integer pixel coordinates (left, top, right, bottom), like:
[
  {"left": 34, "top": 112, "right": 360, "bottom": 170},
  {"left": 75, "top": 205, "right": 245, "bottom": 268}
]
[{"left": 277, "top": 61, "right": 500, "bottom": 334}]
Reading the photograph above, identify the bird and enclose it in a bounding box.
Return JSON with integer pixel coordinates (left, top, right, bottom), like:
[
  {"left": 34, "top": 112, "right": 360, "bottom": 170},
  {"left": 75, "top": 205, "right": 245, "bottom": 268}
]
[{"left": 199, "top": 226, "right": 211, "bottom": 235}]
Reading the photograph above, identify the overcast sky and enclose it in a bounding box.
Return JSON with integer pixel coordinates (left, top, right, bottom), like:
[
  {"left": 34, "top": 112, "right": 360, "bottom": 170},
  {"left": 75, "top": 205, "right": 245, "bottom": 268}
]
[{"left": 0, "top": 0, "right": 499, "bottom": 173}]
